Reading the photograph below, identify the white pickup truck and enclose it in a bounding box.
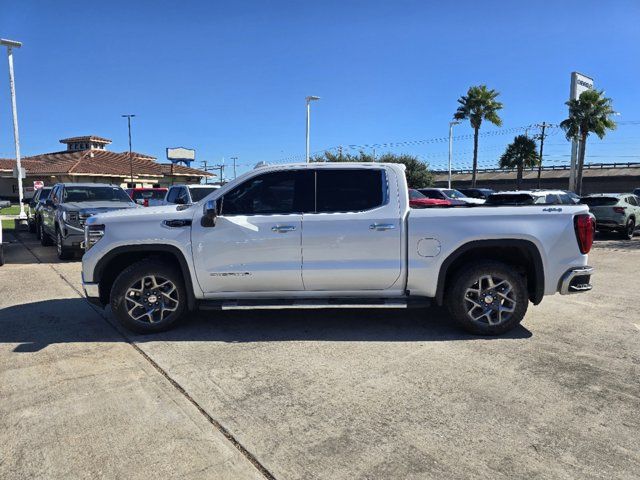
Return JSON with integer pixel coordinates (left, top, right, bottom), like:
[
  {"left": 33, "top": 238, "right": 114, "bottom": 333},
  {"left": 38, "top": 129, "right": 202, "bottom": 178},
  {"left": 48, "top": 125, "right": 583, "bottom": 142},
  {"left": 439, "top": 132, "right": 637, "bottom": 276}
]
[{"left": 81, "top": 163, "right": 595, "bottom": 335}]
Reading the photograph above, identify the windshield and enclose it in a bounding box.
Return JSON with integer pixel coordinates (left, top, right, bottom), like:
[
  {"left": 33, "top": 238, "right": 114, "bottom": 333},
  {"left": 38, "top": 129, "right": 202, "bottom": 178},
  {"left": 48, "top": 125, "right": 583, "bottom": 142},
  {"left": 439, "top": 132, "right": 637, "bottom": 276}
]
[
  {"left": 442, "top": 189, "right": 468, "bottom": 199},
  {"left": 409, "top": 189, "right": 426, "bottom": 200},
  {"left": 63, "top": 186, "right": 133, "bottom": 203},
  {"left": 131, "top": 190, "right": 166, "bottom": 200},
  {"left": 581, "top": 197, "right": 619, "bottom": 207},
  {"left": 37, "top": 188, "right": 52, "bottom": 201},
  {"left": 189, "top": 187, "right": 218, "bottom": 202}
]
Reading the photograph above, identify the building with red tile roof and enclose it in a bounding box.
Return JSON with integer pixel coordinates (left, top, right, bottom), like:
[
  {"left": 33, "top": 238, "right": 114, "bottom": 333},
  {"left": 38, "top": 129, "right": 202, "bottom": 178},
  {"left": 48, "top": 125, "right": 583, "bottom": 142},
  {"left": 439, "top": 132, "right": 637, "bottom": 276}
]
[{"left": 0, "top": 136, "right": 213, "bottom": 199}]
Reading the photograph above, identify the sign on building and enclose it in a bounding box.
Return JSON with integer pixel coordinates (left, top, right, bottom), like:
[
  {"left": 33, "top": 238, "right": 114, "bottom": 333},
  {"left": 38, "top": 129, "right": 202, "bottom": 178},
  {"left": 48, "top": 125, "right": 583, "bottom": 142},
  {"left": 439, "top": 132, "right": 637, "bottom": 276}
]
[
  {"left": 12, "top": 165, "right": 25, "bottom": 179},
  {"left": 569, "top": 72, "right": 594, "bottom": 191},
  {"left": 166, "top": 147, "right": 196, "bottom": 167}
]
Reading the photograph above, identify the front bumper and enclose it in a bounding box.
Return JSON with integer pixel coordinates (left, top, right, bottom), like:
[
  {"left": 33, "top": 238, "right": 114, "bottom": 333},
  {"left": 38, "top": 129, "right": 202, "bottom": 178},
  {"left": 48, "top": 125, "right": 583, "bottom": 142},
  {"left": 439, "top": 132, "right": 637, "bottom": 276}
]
[
  {"left": 559, "top": 266, "right": 594, "bottom": 295},
  {"left": 82, "top": 281, "right": 103, "bottom": 307}
]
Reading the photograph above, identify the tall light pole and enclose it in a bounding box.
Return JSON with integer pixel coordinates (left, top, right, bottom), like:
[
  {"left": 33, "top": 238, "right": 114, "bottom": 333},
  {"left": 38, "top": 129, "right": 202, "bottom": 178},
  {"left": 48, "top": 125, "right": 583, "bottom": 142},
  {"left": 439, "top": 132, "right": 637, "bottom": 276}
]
[
  {"left": 121, "top": 114, "right": 135, "bottom": 186},
  {"left": 305, "top": 96, "right": 320, "bottom": 163},
  {"left": 230, "top": 156, "right": 238, "bottom": 179},
  {"left": 2, "top": 38, "right": 26, "bottom": 219},
  {"left": 448, "top": 121, "right": 460, "bottom": 189}
]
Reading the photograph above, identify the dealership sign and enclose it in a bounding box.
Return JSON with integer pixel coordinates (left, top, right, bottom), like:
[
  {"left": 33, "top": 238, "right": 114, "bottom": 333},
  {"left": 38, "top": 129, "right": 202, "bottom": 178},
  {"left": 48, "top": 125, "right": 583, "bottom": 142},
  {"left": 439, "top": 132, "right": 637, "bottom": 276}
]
[
  {"left": 569, "top": 72, "right": 594, "bottom": 190},
  {"left": 33, "top": 180, "right": 44, "bottom": 190}
]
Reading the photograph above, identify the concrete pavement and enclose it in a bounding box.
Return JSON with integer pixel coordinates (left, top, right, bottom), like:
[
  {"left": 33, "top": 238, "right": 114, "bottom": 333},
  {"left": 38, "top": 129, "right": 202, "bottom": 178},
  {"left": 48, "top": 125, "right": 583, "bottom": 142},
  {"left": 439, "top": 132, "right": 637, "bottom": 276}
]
[{"left": 1, "top": 229, "right": 639, "bottom": 479}]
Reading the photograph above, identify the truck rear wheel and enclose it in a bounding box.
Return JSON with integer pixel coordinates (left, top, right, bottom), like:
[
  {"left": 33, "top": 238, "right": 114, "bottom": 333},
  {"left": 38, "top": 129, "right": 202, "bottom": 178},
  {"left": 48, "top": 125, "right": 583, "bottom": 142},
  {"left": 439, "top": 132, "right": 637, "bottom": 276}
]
[
  {"left": 110, "top": 259, "right": 186, "bottom": 333},
  {"left": 445, "top": 261, "right": 528, "bottom": 335}
]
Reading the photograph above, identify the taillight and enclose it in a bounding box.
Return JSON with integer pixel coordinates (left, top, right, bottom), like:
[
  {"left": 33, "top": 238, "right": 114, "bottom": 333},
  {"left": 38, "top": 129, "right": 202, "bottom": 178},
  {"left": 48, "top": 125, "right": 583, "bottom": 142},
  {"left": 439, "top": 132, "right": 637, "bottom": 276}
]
[
  {"left": 574, "top": 214, "right": 594, "bottom": 254},
  {"left": 613, "top": 206, "right": 626, "bottom": 214},
  {"left": 144, "top": 198, "right": 149, "bottom": 207}
]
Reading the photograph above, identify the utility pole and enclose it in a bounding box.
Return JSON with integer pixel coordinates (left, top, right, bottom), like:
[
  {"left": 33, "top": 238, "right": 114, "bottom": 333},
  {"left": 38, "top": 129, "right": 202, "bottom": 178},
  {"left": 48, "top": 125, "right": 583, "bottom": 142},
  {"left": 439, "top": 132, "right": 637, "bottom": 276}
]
[
  {"left": 305, "top": 96, "right": 320, "bottom": 163},
  {"left": 536, "top": 122, "right": 547, "bottom": 189},
  {"left": 448, "top": 121, "right": 460, "bottom": 189},
  {"left": 121, "top": 114, "right": 136, "bottom": 186},
  {"left": 201, "top": 160, "right": 209, "bottom": 184},
  {"left": 1, "top": 38, "right": 26, "bottom": 219},
  {"left": 230, "top": 156, "right": 238, "bottom": 179}
]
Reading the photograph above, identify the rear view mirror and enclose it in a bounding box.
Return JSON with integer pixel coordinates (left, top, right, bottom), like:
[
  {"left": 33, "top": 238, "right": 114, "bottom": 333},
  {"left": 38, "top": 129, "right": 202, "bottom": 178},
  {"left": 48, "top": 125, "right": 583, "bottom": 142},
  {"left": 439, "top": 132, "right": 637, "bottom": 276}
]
[{"left": 201, "top": 199, "right": 218, "bottom": 227}]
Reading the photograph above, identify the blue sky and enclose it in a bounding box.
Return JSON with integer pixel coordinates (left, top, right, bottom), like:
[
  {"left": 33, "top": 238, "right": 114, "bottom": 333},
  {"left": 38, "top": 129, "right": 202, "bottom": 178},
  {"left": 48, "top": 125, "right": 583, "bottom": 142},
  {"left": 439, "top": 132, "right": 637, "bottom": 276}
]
[{"left": 1, "top": 0, "right": 639, "bottom": 178}]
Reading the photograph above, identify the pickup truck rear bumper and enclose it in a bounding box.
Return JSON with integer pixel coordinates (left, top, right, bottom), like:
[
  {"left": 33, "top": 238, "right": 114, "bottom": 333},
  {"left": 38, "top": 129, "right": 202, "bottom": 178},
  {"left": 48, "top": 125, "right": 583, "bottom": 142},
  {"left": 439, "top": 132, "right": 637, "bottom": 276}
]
[{"left": 559, "top": 266, "right": 594, "bottom": 295}]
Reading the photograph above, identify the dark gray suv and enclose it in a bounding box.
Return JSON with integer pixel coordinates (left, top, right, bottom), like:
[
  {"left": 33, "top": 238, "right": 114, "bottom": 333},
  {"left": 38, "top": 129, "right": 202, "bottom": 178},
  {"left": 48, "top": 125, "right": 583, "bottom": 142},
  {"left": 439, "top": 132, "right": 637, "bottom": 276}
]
[{"left": 40, "top": 183, "right": 138, "bottom": 259}]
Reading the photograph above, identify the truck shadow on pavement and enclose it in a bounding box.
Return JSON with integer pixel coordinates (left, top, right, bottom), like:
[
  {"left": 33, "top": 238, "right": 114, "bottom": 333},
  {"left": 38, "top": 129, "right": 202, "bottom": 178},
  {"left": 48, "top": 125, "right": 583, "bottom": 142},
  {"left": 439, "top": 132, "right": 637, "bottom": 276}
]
[
  {"left": 593, "top": 232, "right": 640, "bottom": 250},
  {"left": 0, "top": 298, "right": 532, "bottom": 352}
]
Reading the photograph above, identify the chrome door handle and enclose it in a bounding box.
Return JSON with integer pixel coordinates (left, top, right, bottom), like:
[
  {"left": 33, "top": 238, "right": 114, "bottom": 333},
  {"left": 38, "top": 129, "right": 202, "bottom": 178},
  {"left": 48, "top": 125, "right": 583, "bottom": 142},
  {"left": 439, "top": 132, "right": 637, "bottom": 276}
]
[
  {"left": 271, "top": 225, "right": 296, "bottom": 233},
  {"left": 369, "top": 223, "right": 395, "bottom": 231}
]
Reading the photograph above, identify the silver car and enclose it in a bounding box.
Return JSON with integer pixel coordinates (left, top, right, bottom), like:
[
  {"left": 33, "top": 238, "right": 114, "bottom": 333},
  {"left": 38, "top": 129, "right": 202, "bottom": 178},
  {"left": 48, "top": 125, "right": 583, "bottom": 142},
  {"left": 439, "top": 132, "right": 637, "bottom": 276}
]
[{"left": 581, "top": 194, "right": 640, "bottom": 240}]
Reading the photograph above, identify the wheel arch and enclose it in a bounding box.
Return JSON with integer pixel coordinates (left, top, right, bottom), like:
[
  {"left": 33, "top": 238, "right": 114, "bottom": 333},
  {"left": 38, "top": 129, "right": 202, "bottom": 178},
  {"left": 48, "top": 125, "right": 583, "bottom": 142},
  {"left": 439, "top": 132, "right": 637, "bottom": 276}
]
[
  {"left": 435, "top": 239, "right": 545, "bottom": 306},
  {"left": 93, "top": 245, "right": 196, "bottom": 310}
]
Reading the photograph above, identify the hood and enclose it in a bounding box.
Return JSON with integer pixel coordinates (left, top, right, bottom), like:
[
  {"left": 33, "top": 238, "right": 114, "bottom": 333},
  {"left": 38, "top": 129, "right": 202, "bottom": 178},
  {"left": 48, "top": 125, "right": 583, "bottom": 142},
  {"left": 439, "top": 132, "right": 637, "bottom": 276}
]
[
  {"left": 87, "top": 203, "right": 195, "bottom": 224},
  {"left": 64, "top": 201, "right": 139, "bottom": 212},
  {"left": 459, "top": 198, "right": 485, "bottom": 205}
]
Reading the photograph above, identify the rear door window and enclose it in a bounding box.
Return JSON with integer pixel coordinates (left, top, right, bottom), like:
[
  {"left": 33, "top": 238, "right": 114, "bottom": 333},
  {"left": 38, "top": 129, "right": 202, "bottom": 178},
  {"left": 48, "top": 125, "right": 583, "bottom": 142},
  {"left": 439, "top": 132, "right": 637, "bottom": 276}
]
[{"left": 315, "top": 169, "right": 385, "bottom": 213}]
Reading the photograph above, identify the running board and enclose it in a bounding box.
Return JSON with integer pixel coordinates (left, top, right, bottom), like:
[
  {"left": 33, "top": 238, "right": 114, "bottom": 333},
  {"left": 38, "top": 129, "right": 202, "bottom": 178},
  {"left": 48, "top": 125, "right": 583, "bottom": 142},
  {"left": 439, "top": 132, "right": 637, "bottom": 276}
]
[{"left": 198, "top": 298, "right": 430, "bottom": 311}]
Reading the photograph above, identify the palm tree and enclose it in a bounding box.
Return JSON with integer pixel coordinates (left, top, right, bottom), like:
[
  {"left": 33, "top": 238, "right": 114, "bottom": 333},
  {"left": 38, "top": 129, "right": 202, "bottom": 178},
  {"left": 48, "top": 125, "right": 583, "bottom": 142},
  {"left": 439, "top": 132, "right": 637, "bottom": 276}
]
[
  {"left": 560, "top": 89, "right": 617, "bottom": 195},
  {"left": 499, "top": 135, "right": 539, "bottom": 190},
  {"left": 454, "top": 85, "right": 503, "bottom": 187}
]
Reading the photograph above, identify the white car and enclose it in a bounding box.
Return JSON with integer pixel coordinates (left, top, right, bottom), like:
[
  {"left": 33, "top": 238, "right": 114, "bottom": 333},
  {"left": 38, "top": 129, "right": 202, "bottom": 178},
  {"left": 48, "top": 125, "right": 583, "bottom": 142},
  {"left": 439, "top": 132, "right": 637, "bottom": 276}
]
[
  {"left": 418, "top": 187, "right": 485, "bottom": 205},
  {"left": 81, "top": 163, "right": 594, "bottom": 336},
  {"left": 163, "top": 184, "right": 220, "bottom": 205}
]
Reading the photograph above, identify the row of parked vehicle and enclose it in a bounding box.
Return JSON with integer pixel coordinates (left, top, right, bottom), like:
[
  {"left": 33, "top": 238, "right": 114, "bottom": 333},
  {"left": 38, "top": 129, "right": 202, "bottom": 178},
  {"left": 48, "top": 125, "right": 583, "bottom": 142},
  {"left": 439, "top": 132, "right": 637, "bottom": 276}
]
[
  {"left": 409, "top": 187, "right": 640, "bottom": 239},
  {"left": 16, "top": 181, "right": 640, "bottom": 262},
  {"left": 22, "top": 183, "right": 220, "bottom": 259}
]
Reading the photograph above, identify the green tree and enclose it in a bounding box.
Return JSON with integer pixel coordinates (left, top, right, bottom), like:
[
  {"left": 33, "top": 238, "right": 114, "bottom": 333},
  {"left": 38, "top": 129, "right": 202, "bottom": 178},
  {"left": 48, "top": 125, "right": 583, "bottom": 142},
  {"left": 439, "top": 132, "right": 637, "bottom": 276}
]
[
  {"left": 453, "top": 85, "right": 503, "bottom": 187},
  {"left": 499, "top": 135, "right": 539, "bottom": 190},
  {"left": 560, "top": 89, "right": 617, "bottom": 195},
  {"left": 310, "top": 151, "right": 433, "bottom": 187}
]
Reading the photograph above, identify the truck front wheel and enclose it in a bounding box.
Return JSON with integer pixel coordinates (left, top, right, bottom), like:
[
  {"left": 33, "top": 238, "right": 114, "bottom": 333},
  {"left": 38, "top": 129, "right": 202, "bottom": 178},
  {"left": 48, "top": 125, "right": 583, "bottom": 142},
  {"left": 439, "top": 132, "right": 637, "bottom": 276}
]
[
  {"left": 445, "top": 261, "right": 528, "bottom": 335},
  {"left": 110, "top": 259, "right": 186, "bottom": 333}
]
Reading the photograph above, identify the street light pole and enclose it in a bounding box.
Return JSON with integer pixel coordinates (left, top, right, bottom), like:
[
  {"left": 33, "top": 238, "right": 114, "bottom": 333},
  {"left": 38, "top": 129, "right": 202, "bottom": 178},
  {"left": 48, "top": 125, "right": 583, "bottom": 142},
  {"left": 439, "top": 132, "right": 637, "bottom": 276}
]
[
  {"left": 121, "top": 114, "right": 135, "bottom": 186},
  {"left": 2, "top": 38, "right": 26, "bottom": 219},
  {"left": 448, "top": 121, "right": 460, "bottom": 189},
  {"left": 305, "top": 96, "right": 320, "bottom": 163}
]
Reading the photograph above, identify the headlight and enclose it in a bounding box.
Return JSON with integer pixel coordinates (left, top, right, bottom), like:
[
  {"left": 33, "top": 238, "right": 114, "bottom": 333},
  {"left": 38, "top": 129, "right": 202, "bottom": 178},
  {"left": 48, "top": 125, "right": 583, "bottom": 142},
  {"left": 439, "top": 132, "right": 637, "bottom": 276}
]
[
  {"left": 84, "top": 224, "right": 105, "bottom": 250},
  {"left": 63, "top": 211, "right": 79, "bottom": 223}
]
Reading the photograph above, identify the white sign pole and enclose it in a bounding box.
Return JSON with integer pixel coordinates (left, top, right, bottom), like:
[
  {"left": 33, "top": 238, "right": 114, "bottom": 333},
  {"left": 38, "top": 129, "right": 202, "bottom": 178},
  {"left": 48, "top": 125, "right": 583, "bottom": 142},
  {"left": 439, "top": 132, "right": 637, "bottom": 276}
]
[
  {"left": 568, "top": 72, "right": 593, "bottom": 191},
  {"left": 5, "top": 42, "right": 26, "bottom": 218}
]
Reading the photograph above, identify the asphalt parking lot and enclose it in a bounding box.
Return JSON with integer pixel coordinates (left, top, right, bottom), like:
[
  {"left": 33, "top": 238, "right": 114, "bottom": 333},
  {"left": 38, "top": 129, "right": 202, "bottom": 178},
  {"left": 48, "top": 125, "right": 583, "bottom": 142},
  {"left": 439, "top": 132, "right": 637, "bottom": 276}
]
[{"left": 1, "top": 229, "right": 639, "bottom": 479}]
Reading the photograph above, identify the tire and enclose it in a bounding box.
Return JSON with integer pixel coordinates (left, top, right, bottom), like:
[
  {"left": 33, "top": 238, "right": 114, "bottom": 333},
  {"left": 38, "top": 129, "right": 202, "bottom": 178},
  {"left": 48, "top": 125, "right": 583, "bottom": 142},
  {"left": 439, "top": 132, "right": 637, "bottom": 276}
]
[
  {"left": 35, "top": 219, "right": 42, "bottom": 240},
  {"left": 56, "top": 230, "right": 75, "bottom": 260},
  {"left": 621, "top": 218, "right": 635, "bottom": 240},
  {"left": 28, "top": 220, "right": 36, "bottom": 233},
  {"left": 40, "top": 222, "right": 53, "bottom": 246},
  {"left": 110, "top": 259, "right": 186, "bottom": 334},
  {"left": 445, "top": 260, "right": 529, "bottom": 335}
]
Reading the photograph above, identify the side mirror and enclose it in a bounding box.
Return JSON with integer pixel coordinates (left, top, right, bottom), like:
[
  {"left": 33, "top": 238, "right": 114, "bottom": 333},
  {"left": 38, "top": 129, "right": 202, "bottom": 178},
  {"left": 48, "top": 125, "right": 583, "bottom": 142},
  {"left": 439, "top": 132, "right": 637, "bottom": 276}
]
[{"left": 201, "top": 199, "right": 218, "bottom": 227}]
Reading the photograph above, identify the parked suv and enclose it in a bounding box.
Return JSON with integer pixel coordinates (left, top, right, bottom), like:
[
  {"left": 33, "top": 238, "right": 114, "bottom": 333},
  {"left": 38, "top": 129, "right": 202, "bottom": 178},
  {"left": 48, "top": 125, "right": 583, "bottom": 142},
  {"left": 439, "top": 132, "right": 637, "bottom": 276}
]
[
  {"left": 164, "top": 184, "right": 219, "bottom": 205},
  {"left": 581, "top": 194, "right": 640, "bottom": 239},
  {"left": 40, "top": 183, "right": 138, "bottom": 259},
  {"left": 22, "top": 186, "right": 52, "bottom": 234}
]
